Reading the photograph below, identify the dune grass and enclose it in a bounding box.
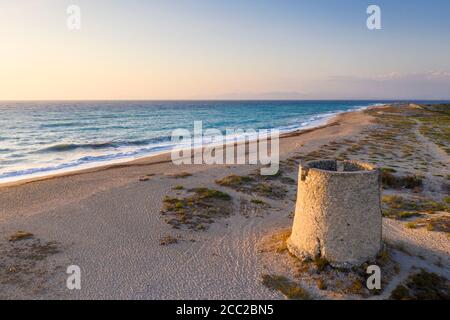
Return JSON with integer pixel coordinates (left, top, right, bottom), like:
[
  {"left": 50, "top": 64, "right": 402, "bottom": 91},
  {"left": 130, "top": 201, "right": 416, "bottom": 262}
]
[
  {"left": 390, "top": 269, "right": 450, "bottom": 300},
  {"left": 162, "top": 188, "right": 232, "bottom": 231},
  {"left": 261, "top": 274, "right": 310, "bottom": 300}
]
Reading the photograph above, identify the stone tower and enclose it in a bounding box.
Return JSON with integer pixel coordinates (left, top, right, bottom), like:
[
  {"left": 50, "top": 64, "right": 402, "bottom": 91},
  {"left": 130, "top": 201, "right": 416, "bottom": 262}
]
[{"left": 287, "top": 160, "right": 382, "bottom": 267}]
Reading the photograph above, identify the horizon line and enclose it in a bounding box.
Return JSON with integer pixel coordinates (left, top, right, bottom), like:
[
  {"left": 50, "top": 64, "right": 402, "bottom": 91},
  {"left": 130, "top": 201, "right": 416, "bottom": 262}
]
[{"left": 1, "top": 98, "right": 450, "bottom": 103}]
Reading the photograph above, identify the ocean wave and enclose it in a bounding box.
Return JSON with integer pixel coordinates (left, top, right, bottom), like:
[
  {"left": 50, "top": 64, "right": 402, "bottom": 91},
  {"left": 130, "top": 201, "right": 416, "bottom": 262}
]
[
  {"left": 37, "top": 142, "right": 118, "bottom": 153},
  {"left": 0, "top": 101, "right": 385, "bottom": 183},
  {"left": 36, "top": 136, "right": 172, "bottom": 153},
  {"left": 40, "top": 122, "right": 84, "bottom": 128},
  {"left": 0, "top": 142, "right": 175, "bottom": 180}
]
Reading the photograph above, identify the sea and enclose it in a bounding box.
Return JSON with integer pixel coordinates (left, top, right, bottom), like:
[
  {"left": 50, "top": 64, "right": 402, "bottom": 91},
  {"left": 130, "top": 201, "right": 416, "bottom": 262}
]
[{"left": 0, "top": 100, "right": 431, "bottom": 183}]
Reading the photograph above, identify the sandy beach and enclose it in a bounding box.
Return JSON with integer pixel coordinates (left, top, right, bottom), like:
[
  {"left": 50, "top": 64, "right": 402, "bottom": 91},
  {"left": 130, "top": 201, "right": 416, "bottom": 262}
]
[{"left": 0, "top": 104, "right": 449, "bottom": 300}]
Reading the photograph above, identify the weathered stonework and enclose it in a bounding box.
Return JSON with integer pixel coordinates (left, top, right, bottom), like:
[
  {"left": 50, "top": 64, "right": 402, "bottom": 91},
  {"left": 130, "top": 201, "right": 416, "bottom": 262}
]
[{"left": 287, "top": 160, "right": 382, "bottom": 268}]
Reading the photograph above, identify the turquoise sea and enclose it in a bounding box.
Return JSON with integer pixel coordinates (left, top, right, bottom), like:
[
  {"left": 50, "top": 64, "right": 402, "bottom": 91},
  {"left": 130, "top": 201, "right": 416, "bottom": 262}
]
[{"left": 0, "top": 100, "right": 410, "bottom": 183}]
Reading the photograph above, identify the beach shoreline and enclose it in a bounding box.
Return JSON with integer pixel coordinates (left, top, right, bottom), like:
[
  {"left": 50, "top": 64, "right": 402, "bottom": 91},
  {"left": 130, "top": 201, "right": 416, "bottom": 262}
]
[
  {"left": 0, "top": 104, "right": 385, "bottom": 189},
  {"left": 1, "top": 102, "right": 448, "bottom": 300}
]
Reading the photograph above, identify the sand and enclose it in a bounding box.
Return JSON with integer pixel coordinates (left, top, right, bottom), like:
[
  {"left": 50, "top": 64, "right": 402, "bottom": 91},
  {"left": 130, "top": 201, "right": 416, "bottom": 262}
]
[{"left": 0, "top": 104, "right": 448, "bottom": 300}]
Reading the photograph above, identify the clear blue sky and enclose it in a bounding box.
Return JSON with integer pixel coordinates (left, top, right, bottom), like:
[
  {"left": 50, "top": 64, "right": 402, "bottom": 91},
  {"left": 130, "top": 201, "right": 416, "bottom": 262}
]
[{"left": 1, "top": 0, "right": 449, "bottom": 99}]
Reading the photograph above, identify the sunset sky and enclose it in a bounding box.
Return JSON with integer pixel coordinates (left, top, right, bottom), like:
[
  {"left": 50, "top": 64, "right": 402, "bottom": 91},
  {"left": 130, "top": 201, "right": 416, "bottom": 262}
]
[{"left": 1, "top": 0, "right": 450, "bottom": 100}]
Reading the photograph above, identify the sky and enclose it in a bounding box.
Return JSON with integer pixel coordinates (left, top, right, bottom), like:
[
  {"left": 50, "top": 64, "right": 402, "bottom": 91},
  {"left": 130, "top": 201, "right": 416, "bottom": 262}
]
[{"left": 0, "top": 0, "right": 450, "bottom": 100}]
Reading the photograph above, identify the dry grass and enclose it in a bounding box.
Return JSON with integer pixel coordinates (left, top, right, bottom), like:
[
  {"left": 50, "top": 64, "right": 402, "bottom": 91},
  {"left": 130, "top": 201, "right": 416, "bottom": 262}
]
[
  {"left": 9, "top": 231, "right": 34, "bottom": 242},
  {"left": 381, "top": 172, "right": 423, "bottom": 190},
  {"left": 390, "top": 269, "right": 450, "bottom": 300},
  {"left": 382, "top": 195, "right": 449, "bottom": 220},
  {"left": 345, "top": 278, "right": 364, "bottom": 295},
  {"left": 167, "top": 172, "right": 192, "bottom": 179},
  {"left": 406, "top": 216, "right": 450, "bottom": 234},
  {"left": 250, "top": 198, "right": 266, "bottom": 206},
  {"left": 427, "top": 218, "right": 442, "bottom": 232},
  {"left": 0, "top": 234, "right": 61, "bottom": 292},
  {"left": 417, "top": 105, "right": 450, "bottom": 154},
  {"left": 139, "top": 173, "right": 155, "bottom": 181},
  {"left": 313, "top": 256, "right": 330, "bottom": 272},
  {"left": 161, "top": 188, "right": 232, "bottom": 231},
  {"left": 215, "top": 175, "right": 254, "bottom": 186},
  {"left": 159, "top": 236, "right": 179, "bottom": 246},
  {"left": 316, "top": 278, "right": 327, "bottom": 290},
  {"left": 262, "top": 229, "right": 291, "bottom": 254},
  {"left": 216, "top": 173, "right": 289, "bottom": 199},
  {"left": 261, "top": 274, "right": 310, "bottom": 300}
]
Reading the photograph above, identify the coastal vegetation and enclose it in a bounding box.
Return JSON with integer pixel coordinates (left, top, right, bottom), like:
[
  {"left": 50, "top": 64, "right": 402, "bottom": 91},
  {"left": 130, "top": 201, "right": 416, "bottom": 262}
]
[
  {"left": 256, "top": 104, "right": 450, "bottom": 299},
  {"left": 261, "top": 274, "right": 310, "bottom": 300},
  {"left": 0, "top": 232, "right": 62, "bottom": 297},
  {"left": 390, "top": 269, "right": 450, "bottom": 300},
  {"left": 161, "top": 188, "right": 232, "bottom": 231},
  {"left": 215, "top": 172, "right": 290, "bottom": 200}
]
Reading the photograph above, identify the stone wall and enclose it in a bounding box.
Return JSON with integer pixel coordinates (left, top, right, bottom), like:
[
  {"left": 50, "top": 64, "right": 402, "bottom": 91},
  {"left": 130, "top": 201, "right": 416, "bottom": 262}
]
[{"left": 287, "top": 160, "right": 382, "bottom": 267}]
